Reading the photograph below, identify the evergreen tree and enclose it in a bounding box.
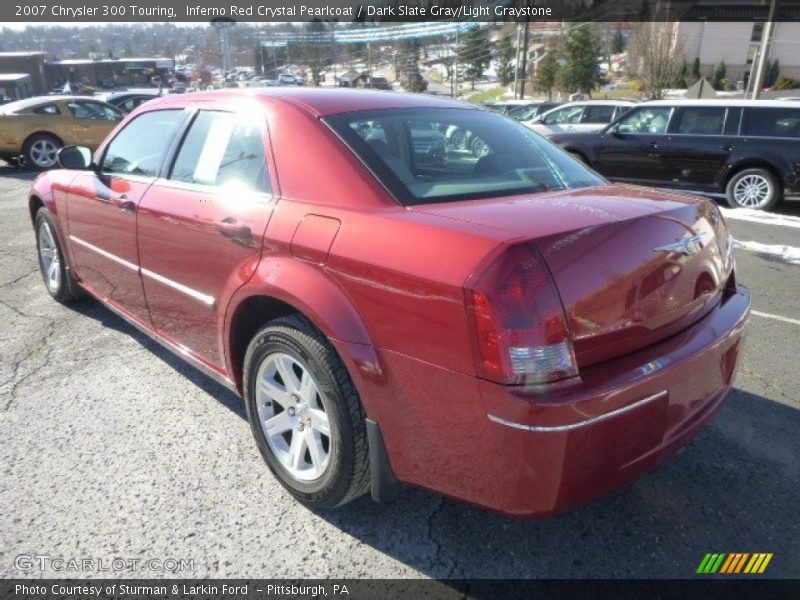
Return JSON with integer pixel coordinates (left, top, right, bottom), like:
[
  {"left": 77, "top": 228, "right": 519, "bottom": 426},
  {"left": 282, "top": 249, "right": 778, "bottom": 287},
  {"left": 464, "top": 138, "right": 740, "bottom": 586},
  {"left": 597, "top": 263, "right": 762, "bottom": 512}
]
[
  {"left": 713, "top": 60, "right": 726, "bottom": 89},
  {"left": 691, "top": 57, "right": 701, "bottom": 82},
  {"left": 765, "top": 59, "right": 781, "bottom": 88},
  {"left": 458, "top": 25, "right": 491, "bottom": 91},
  {"left": 401, "top": 38, "right": 427, "bottom": 93},
  {"left": 534, "top": 50, "right": 560, "bottom": 100},
  {"left": 557, "top": 25, "right": 601, "bottom": 96},
  {"left": 496, "top": 33, "right": 515, "bottom": 87},
  {"left": 611, "top": 30, "right": 626, "bottom": 54}
]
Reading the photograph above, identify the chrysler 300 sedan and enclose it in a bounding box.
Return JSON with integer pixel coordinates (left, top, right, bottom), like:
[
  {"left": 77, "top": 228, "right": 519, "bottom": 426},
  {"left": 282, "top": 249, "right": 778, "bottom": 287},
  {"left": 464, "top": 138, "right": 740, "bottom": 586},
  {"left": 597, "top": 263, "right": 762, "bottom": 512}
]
[{"left": 29, "top": 89, "right": 749, "bottom": 516}]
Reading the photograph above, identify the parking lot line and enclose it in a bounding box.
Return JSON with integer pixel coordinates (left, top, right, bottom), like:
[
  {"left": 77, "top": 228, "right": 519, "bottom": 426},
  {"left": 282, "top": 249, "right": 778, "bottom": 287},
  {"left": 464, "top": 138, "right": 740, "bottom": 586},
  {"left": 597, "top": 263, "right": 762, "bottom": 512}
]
[
  {"left": 732, "top": 239, "right": 800, "bottom": 266},
  {"left": 719, "top": 207, "right": 800, "bottom": 230},
  {"left": 751, "top": 310, "right": 800, "bottom": 327}
]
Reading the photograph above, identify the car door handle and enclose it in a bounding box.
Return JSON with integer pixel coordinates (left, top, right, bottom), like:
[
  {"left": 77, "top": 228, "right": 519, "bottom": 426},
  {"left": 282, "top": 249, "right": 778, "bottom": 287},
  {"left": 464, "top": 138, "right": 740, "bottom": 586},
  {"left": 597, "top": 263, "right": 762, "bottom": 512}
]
[
  {"left": 97, "top": 194, "right": 135, "bottom": 214},
  {"left": 649, "top": 141, "right": 660, "bottom": 149},
  {"left": 721, "top": 144, "right": 735, "bottom": 152},
  {"left": 216, "top": 218, "right": 253, "bottom": 247}
]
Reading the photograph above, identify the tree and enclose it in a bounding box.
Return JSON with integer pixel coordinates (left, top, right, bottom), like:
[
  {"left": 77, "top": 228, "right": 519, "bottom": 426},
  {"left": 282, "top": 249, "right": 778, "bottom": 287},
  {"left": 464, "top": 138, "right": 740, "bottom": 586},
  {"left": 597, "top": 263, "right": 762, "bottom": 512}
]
[
  {"left": 765, "top": 58, "right": 780, "bottom": 88},
  {"left": 304, "top": 18, "right": 326, "bottom": 86},
  {"left": 534, "top": 50, "right": 560, "bottom": 100},
  {"left": 690, "top": 57, "right": 701, "bottom": 82},
  {"left": 400, "top": 38, "right": 427, "bottom": 93},
  {"left": 611, "top": 29, "right": 626, "bottom": 54},
  {"left": 557, "top": 24, "right": 601, "bottom": 96},
  {"left": 496, "top": 33, "right": 515, "bottom": 87},
  {"left": 458, "top": 25, "right": 490, "bottom": 91},
  {"left": 629, "top": 22, "right": 684, "bottom": 99},
  {"left": 713, "top": 60, "right": 726, "bottom": 89}
]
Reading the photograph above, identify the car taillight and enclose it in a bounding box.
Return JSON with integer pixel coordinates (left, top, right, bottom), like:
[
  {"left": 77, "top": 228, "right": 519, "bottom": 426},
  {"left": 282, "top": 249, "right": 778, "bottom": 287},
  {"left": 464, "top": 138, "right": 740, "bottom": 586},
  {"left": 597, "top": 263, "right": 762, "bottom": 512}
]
[{"left": 465, "top": 244, "right": 578, "bottom": 386}]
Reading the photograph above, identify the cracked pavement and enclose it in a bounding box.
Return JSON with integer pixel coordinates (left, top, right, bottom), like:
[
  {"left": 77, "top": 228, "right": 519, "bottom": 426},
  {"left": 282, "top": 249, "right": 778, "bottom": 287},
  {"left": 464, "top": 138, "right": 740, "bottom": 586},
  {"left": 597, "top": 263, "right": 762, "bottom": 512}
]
[{"left": 0, "top": 166, "right": 798, "bottom": 580}]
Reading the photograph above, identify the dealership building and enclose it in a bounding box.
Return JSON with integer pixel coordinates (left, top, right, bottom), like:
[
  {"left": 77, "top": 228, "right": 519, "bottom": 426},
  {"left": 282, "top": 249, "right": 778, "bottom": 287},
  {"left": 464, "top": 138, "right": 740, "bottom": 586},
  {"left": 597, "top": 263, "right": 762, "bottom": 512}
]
[{"left": 44, "top": 57, "right": 175, "bottom": 88}]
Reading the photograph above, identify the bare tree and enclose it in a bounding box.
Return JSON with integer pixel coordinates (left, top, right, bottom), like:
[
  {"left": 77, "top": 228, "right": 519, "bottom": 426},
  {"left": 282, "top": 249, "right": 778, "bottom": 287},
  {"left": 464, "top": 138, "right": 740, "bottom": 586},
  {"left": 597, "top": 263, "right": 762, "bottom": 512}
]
[{"left": 629, "top": 22, "right": 684, "bottom": 100}]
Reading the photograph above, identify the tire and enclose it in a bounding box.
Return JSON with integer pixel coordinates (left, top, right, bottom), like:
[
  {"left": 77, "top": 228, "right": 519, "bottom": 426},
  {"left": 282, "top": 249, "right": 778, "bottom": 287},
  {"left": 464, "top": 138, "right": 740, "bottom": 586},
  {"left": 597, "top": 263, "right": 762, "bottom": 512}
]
[
  {"left": 35, "top": 208, "right": 83, "bottom": 303},
  {"left": 23, "top": 133, "right": 62, "bottom": 170},
  {"left": 243, "top": 315, "right": 370, "bottom": 509},
  {"left": 725, "top": 168, "right": 782, "bottom": 211}
]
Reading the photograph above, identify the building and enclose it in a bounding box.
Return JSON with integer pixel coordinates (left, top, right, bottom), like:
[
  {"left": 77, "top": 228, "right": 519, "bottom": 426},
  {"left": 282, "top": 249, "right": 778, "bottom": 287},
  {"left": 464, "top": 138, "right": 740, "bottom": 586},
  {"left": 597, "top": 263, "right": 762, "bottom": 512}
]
[
  {"left": 0, "top": 52, "right": 48, "bottom": 94},
  {"left": 44, "top": 57, "right": 175, "bottom": 89},
  {"left": 0, "top": 74, "right": 34, "bottom": 100},
  {"left": 675, "top": 20, "right": 800, "bottom": 85}
]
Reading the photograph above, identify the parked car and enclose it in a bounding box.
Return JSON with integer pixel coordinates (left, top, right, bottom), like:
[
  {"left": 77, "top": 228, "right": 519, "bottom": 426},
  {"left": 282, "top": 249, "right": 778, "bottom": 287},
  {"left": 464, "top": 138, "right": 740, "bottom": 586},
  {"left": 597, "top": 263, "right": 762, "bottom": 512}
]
[
  {"left": 29, "top": 89, "right": 748, "bottom": 516},
  {"left": 550, "top": 99, "right": 800, "bottom": 211},
  {"left": 364, "top": 76, "right": 391, "bottom": 91},
  {"left": 278, "top": 73, "right": 298, "bottom": 86},
  {"left": 484, "top": 99, "right": 538, "bottom": 114},
  {"left": 507, "top": 101, "right": 562, "bottom": 123},
  {"left": 0, "top": 94, "right": 11, "bottom": 105},
  {"left": 526, "top": 100, "right": 635, "bottom": 137},
  {"left": 0, "top": 96, "right": 122, "bottom": 169},
  {"left": 101, "top": 92, "right": 160, "bottom": 114}
]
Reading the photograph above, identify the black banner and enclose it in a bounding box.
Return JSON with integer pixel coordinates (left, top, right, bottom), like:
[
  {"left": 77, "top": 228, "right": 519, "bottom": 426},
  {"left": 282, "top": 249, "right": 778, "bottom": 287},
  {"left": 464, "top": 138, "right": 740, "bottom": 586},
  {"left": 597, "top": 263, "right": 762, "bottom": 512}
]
[
  {"left": 3, "top": 0, "right": 800, "bottom": 23},
  {"left": 3, "top": 580, "right": 800, "bottom": 600}
]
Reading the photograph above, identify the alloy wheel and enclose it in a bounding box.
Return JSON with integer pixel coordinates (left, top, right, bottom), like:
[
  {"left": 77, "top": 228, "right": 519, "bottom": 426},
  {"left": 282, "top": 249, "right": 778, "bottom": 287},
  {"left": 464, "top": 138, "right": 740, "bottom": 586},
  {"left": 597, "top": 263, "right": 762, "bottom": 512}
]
[
  {"left": 733, "top": 174, "right": 771, "bottom": 208},
  {"left": 29, "top": 139, "right": 59, "bottom": 168},
  {"left": 38, "top": 221, "right": 61, "bottom": 293},
  {"left": 255, "top": 352, "right": 332, "bottom": 482}
]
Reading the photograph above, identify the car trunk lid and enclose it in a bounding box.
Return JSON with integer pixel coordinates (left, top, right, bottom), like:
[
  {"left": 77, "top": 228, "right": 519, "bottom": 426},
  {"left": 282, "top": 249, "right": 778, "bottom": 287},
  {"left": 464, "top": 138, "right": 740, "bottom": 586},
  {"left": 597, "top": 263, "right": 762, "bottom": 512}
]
[{"left": 412, "top": 184, "right": 733, "bottom": 366}]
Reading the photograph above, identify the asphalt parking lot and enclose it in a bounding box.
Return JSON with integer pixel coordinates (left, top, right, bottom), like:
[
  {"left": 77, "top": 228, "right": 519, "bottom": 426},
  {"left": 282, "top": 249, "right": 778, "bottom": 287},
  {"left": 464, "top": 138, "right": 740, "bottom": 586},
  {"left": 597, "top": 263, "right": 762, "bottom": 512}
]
[{"left": 0, "top": 166, "right": 798, "bottom": 580}]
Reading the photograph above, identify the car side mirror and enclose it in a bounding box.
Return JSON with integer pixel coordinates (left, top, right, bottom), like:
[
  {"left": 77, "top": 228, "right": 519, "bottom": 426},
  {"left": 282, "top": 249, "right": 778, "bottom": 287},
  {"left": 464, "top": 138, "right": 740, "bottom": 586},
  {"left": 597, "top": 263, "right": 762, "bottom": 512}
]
[
  {"left": 533, "top": 115, "right": 544, "bottom": 124},
  {"left": 57, "top": 146, "right": 93, "bottom": 170}
]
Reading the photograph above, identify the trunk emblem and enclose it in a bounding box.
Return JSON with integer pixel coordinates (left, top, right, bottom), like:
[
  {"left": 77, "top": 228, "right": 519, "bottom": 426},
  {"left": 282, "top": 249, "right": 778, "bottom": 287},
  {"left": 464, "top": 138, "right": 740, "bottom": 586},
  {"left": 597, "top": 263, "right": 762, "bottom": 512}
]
[{"left": 653, "top": 233, "right": 710, "bottom": 256}]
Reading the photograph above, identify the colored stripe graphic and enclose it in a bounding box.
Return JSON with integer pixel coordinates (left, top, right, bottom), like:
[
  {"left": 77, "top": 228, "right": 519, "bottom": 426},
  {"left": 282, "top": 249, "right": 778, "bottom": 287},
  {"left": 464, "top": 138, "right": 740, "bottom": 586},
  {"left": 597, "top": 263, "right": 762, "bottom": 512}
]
[{"left": 699, "top": 553, "right": 773, "bottom": 574}]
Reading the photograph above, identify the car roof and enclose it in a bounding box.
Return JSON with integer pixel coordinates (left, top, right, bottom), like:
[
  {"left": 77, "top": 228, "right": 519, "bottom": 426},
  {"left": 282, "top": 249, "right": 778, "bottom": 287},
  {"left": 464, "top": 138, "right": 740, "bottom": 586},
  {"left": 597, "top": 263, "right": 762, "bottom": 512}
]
[
  {"left": 137, "top": 88, "right": 479, "bottom": 117},
  {"left": 641, "top": 98, "right": 800, "bottom": 108},
  {"left": 562, "top": 100, "right": 636, "bottom": 106}
]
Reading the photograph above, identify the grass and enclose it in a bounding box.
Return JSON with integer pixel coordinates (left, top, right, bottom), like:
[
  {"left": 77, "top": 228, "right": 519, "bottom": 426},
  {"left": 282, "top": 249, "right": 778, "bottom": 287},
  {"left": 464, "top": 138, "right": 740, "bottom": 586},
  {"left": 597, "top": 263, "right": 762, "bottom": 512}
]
[{"left": 463, "top": 85, "right": 510, "bottom": 104}]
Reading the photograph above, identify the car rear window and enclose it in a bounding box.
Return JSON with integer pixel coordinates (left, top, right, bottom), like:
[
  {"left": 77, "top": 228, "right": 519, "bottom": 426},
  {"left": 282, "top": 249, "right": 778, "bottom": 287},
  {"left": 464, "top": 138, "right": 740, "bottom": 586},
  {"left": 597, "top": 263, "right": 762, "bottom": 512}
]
[
  {"left": 325, "top": 108, "right": 605, "bottom": 206},
  {"left": 743, "top": 107, "right": 800, "bottom": 138}
]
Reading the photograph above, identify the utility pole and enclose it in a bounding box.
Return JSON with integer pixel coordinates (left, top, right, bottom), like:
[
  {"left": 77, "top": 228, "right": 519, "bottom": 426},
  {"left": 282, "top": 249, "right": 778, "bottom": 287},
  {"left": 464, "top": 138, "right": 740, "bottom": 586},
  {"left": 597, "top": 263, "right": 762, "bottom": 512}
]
[
  {"left": 454, "top": 29, "right": 459, "bottom": 99},
  {"left": 520, "top": 18, "right": 530, "bottom": 99},
  {"left": 367, "top": 42, "right": 372, "bottom": 88},
  {"left": 751, "top": 0, "right": 778, "bottom": 100},
  {"left": 513, "top": 24, "right": 522, "bottom": 99}
]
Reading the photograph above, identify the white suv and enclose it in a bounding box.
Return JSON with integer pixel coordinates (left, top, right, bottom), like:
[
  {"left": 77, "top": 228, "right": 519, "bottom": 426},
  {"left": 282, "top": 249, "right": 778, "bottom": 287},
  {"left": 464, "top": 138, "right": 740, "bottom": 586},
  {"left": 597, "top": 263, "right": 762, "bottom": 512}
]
[{"left": 525, "top": 101, "right": 635, "bottom": 137}]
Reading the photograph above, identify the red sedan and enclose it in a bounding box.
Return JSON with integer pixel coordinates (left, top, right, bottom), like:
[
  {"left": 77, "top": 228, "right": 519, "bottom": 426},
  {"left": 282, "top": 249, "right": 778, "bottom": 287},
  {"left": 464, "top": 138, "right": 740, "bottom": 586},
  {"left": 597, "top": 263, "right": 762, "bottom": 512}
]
[{"left": 28, "top": 89, "right": 749, "bottom": 517}]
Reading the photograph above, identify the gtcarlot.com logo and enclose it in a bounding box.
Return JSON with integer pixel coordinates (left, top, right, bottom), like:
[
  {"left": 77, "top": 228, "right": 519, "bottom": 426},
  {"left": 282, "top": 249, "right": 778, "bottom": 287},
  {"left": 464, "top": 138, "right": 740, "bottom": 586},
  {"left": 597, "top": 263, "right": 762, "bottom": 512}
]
[
  {"left": 15, "top": 554, "right": 194, "bottom": 573},
  {"left": 696, "top": 552, "right": 773, "bottom": 574}
]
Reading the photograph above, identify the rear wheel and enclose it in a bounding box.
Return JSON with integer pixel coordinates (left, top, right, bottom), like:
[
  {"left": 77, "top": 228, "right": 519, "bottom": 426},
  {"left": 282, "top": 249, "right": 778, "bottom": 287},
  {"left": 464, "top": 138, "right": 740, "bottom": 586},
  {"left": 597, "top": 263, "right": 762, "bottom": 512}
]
[
  {"left": 35, "top": 209, "right": 82, "bottom": 303},
  {"left": 725, "top": 168, "right": 781, "bottom": 211},
  {"left": 243, "top": 315, "right": 370, "bottom": 509},
  {"left": 23, "top": 133, "right": 62, "bottom": 170}
]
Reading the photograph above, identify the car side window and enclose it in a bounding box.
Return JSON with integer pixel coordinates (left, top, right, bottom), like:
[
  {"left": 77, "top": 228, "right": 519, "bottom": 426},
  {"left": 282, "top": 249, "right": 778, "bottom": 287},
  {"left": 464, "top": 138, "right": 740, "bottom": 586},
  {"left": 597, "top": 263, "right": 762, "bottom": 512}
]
[
  {"left": 32, "top": 104, "right": 60, "bottom": 116},
  {"left": 544, "top": 105, "right": 584, "bottom": 125},
  {"left": 102, "top": 110, "right": 183, "bottom": 177},
  {"left": 68, "top": 101, "right": 121, "bottom": 121},
  {"left": 617, "top": 107, "right": 673, "bottom": 134},
  {"left": 582, "top": 105, "right": 616, "bottom": 124},
  {"left": 743, "top": 107, "right": 800, "bottom": 138},
  {"left": 674, "top": 107, "right": 726, "bottom": 135},
  {"left": 169, "top": 111, "right": 271, "bottom": 194}
]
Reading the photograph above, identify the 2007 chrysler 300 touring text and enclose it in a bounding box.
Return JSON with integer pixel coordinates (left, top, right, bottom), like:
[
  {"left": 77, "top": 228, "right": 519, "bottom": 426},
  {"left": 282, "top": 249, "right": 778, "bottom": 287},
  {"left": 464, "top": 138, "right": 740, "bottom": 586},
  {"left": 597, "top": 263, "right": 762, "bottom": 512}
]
[{"left": 28, "top": 89, "right": 749, "bottom": 517}]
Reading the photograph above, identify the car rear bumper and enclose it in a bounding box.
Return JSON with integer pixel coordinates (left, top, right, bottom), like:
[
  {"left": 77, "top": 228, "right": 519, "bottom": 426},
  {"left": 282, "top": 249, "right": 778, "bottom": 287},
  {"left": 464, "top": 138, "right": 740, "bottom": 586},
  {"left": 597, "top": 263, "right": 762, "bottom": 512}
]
[{"left": 356, "top": 285, "right": 749, "bottom": 517}]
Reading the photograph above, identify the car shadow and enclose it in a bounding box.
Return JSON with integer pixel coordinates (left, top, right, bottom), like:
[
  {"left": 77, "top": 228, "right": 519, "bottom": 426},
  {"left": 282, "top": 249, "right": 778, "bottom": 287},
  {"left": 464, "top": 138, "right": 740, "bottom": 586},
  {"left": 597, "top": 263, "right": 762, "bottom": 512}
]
[{"left": 65, "top": 291, "right": 798, "bottom": 580}]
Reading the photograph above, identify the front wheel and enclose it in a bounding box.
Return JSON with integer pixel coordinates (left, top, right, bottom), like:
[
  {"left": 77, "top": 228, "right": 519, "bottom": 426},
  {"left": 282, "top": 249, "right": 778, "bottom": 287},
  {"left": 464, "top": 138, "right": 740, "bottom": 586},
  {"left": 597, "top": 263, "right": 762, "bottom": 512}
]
[
  {"left": 35, "top": 209, "right": 82, "bottom": 303},
  {"left": 725, "top": 168, "right": 781, "bottom": 211},
  {"left": 243, "top": 315, "right": 370, "bottom": 509}
]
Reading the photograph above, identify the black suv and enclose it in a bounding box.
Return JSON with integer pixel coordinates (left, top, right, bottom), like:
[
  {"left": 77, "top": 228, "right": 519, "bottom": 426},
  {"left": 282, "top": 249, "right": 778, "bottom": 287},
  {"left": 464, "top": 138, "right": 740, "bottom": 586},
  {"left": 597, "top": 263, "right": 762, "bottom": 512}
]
[{"left": 550, "top": 100, "right": 800, "bottom": 211}]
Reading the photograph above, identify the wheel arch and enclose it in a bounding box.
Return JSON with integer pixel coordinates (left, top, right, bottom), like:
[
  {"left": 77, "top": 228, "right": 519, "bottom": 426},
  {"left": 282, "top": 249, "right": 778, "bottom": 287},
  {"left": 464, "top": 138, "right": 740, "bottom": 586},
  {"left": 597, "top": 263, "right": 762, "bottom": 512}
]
[
  {"left": 22, "top": 130, "right": 65, "bottom": 150},
  {"left": 718, "top": 158, "right": 785, "bottom": 191},
  {"left": 223, "top": 263, "right": 381, "bottom": 399}
]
